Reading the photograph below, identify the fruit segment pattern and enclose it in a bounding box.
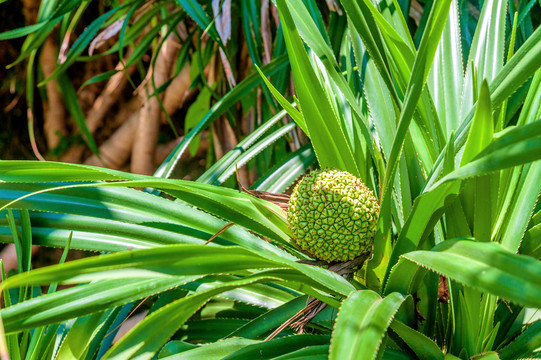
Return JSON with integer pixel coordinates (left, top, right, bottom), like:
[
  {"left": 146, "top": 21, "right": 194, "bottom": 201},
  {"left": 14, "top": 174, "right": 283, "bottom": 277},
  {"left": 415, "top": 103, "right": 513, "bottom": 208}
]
[{"left": 287, "top": 169, "right": 380, "bottom": 262}]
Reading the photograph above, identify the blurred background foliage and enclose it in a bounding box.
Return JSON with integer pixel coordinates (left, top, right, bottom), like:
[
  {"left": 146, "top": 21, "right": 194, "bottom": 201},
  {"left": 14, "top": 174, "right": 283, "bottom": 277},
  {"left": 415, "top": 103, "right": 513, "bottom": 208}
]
[
  {"left": 2, "top": 0, "right": 297, "bottom": 184},
  {"left": 1, "top": 0, "right": 537, "bottom": 182}
]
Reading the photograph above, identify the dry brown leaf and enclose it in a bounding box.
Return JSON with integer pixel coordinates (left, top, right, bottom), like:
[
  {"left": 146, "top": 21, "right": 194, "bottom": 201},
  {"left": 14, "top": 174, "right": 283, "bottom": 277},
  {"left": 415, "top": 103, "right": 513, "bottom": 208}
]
[
  {"left": 89, "top": 18, "right": 124, "bottom": 56},
  {"left": 271, "top": 2, "right": 280, "bottom": 27},
  {"left": 219, "top": 48, "right": 236, "bottom": 87},
  {"left": 212, "top": 0, "right": 231, "bottom": 45},
  {"left": 212, "top": 0, "right": 235, "bottom": 87},
  {"left": 89, "top": 1, "right": 157, "bottom": 56},
  {"left": 325, "top": 0, "right": 343, "bottom": 15},
  {"left": 58, "top": 30, "right": 72, "bottom": 64},
  {"left": 261, "top": 0, "right": 272, "bottom": 65},
  {"left": 410, "top": 0, "right": 423, "bottom": 26}
]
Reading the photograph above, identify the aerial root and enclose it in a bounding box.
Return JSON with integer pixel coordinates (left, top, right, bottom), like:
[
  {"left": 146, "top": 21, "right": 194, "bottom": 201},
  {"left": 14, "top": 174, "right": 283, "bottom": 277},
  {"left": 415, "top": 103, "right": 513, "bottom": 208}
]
[{"left": 266, "top": 253, "right": 369, "bottom": 340}]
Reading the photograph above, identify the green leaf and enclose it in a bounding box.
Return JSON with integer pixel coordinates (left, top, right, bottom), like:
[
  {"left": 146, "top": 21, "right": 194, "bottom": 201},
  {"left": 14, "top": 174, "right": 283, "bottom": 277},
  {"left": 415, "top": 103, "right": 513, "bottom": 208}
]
[
  {"left": 420, "top": 10, "right": 541, "bottom": 203},
  {"left": 520, "top": 223, "right": 541, "bottom": 258},
  {"left": 0, "top": 181, "right": 290, "bottom": 258},
  {"left": 275, "top": 0, "right": 359, "bottom": 176},
  {"left": 154, "top": 55, "right": 289, "bottom": 179},
  {"left": 284, "top": 0, "right": 335, "bottom": 65},
  {"left": 0, "top": 161, "right": 126, "bottom": 182},
  {"left": 184, "top": 87, "right": 212, "bottom": 156},
  {"left": 461, "top": 0, "right": 507, "bottom": 118},
  {"left": 255, "top": 67, "right": 306, "bottom": 134},
  {"left": 102, "top": 275, "right": 279, "bottom": 360},
  {"left": 329, "top": 291, "right": 406, "bottom": 360},
  {"left": 158, "top": 341, "right": 197, "bottom": 358},
  {"left": 460, "top": 80, "right": 494, "bottom": 167},
  {"left": 6, "top": 210, "right": 32, "bottom": 274},
  {"left": 223, "top": 334, "right": 330, "bottom": 360},
  {"left": 384, "top": 180, "right": 461, "bottom": 284},
  {"left": 390, "top": 320, "right": 444, "bottom": 360},
  {"left": 428, "top": 0, "right": 463, "bottom": 136},
  {"left": 0, "top": 245, "right": 355, "bottom": 299},
  {"left": 460, "top": 79, "right": 495, "bottom": 243},
  {"left": 384, "top": 256, "right": 429, "bottom": 296},
  {"left": 54, "top": 312, "right": 107, "bottom": 360},
  {"left": 198, "top": 109, "right": 293, "bottom": 185},
  {"left": 159, "top": 338, "right": 260, "bottom": 360},
  {"left": 226, "top": 296, "right": 308, "bottom": 339},
  {"left": 517, "top": 70, "right": 541, "bottom": 127},
  {"left": 56, "top": 73, "right": 100, "bottom": 156},
  {"left": 271, "top": 345, "right": 329, "bottom": 360},
  {"left": 356, "top": 0, "right": 446, "bottom": 174},
  {"left": 499, "top": 320, "right": 541, "bottom": 360},
  {"left": 470, "top": 352, "right": 500, "bottom": 360},
  {"left": 174, "top": 0, "right": 221, "bottom": 46},
  {"left": 279, "top": 1, "right": 378, "bottom": 173},
  {"left": 402, "top": 240, "right": 541, "bottom": 308},
  {"left": 210, "top": 122, "right": 297, "bottom": 186},
  {"left": 38, "top": 2, "right": 134, "bottom": 86},
  {"left": 0, "top": 162, "right": 292, "bottom": 249},
  {"left": 105, "top": 179, "right": 291, "bottom": 245},
  {"left": 434, "top": 120, "right": 541, "bottom": 187},
  {"left": 357, "top": 0, "right": 418, "bottom": 119},
  {"left": 381, "top": 0, "right": 452, "bottom": 188},
  {"left": 493, "top": 72, "right": 541, "bottom": 251},
  {"left": 348, "top": 23, "right": 395, "bottom": 155},
  {"left": 375, "top": 0, "right": 453, "bottom": 268},
  {"left": 251, "top": 144, "right": 316, "bottom": 193},
  {"left": 240, "top": 0, "right": 262, "bottom": 69},
  {"left": 499, "top": 161, "right": 541, "bottom": 252},
  {"left": 339, "top": 0, "right": 400, "bottom": 106},
  {"left": 185, "top": 274, "right": 296, "bottom": 309},
  {"left": 444, "top": 354, "right": 463, "bottom": 360},
  {"left": 0, "top": 21, "right": 55, "bottom": 40},
  {"left": 122, "top": 11, "right": 183, "bottom": 69},
  {"left": 86, "top": 306, "right": 131, "bottom": 360},
  {"left": 0, "top": 277, "right": 201, "bottom": 333},
  {"left": 80, "top": 69, "right": 120, "bottom": 89}
]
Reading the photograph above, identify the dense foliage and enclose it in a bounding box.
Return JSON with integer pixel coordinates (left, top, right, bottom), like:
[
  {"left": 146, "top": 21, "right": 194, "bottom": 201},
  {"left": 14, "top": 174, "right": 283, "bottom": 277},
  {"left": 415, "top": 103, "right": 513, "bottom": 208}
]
[{"left": 0, "top": 0, "right": 540, "bottom": 359}]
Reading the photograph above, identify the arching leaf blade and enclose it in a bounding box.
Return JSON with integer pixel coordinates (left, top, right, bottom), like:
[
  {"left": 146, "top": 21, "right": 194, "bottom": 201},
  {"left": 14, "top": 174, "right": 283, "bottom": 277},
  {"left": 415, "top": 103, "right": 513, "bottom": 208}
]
[
  {"left": 329, "top": 291, "right": 406, "bottom": 360},
  {"left": 402, "top": 240, "right": 541, "bottom": 308}
]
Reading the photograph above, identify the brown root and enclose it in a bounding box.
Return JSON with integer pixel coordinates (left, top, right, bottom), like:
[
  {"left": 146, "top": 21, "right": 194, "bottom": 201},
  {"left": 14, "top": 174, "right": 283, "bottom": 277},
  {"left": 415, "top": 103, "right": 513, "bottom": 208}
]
[
  {"left": 260, "top": 0, "right": 272, "bottom": 65},
  {"left": 85, "top": 112, "right": 139, "bottom": 169},
  {"left": 21, "top": 0, "right": 39, "bottom": 24},
  {"left": 131, "top": 35, "right": 179, "bottom": 175},
  {"left": 161, "top": 65, "right": 192, "bottom": 120},
  {"left": 211, "top": 117, "right": 246, "bottom": 184},
  {"left": 40, "top": 36, "right": 67, "bottom": 151},
  {"left": 86, "top": 55, "right": 137, "bottom": 134},
  {"left": 61, "top": 51, "right": 136, "bottom": 164}
]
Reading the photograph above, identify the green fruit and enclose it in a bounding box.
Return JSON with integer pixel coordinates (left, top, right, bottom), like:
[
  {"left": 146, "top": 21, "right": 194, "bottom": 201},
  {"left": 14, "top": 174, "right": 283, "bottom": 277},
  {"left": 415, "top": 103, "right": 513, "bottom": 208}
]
[{"left": 287, "top": 169, "right": 379, "bottom": 262}]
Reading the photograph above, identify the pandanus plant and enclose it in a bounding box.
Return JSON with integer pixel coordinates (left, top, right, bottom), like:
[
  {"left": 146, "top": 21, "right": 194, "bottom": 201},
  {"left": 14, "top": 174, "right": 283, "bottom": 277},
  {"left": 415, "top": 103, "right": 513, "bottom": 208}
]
[{"left": 0, "top": 0, "right": 541, "bottom": 359}]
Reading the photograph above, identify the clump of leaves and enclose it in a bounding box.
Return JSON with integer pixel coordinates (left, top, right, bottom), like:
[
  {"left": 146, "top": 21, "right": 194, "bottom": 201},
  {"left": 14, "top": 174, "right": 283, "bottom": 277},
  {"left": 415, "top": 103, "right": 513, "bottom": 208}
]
[{"left": 1, "top": 0, "right": 541, "bottom": 359}]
